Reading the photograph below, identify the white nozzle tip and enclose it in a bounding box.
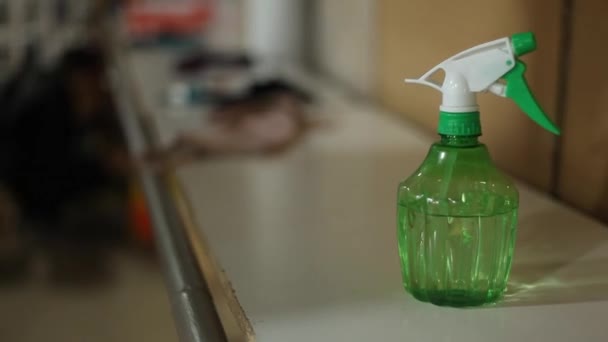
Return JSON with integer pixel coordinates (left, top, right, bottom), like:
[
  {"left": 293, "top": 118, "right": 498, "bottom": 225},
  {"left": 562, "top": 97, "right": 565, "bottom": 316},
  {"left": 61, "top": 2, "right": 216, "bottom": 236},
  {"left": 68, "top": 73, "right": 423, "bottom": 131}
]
[{"left": 404, "top": 78, "right": 416, "bottom": 83}]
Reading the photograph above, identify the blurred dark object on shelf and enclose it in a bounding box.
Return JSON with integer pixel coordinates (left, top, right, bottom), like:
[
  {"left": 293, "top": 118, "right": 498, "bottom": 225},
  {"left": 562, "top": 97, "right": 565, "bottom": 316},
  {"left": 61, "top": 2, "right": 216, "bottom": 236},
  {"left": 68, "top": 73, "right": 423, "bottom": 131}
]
[
  {"left": 239, "top": 78, "right": 313, "bottom": 104},
  {"left": 146, "top": 78, "right": 321, "bottom": 168},
  {"left": 175, "top": 49, "right": 253, "bottom": 74},
  {"left": 206, "top": 78, "right": 313, "bottom": 112},
  {"left": 164, "top": 50, "right": 255, "bottom": 107}
]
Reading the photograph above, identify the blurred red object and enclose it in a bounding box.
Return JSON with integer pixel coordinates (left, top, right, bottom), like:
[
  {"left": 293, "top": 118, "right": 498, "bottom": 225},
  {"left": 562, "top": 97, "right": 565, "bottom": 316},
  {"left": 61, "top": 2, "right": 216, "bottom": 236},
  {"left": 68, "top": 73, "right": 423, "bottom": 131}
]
[
  {"left": 126, "top": 0, "right": 213, "bottom": 37},
  {"left": 129, "top": 181, "right": 153, "bottom": 246}
]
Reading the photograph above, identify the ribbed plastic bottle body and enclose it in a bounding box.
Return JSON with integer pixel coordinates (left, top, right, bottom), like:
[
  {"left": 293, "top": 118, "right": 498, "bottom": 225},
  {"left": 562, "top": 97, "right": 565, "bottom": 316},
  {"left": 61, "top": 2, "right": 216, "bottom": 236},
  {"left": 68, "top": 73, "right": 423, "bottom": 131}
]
[{"left": 397, "top": 135, "right": 519, "bottom": 307}]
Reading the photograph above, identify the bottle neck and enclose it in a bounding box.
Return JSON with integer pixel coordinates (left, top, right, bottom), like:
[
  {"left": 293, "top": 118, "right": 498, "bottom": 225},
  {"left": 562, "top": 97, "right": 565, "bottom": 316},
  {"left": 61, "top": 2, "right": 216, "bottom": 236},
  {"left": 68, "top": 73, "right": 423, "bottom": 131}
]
[{"left": 439, "top": 135, "right": 480, "bottom": 147}]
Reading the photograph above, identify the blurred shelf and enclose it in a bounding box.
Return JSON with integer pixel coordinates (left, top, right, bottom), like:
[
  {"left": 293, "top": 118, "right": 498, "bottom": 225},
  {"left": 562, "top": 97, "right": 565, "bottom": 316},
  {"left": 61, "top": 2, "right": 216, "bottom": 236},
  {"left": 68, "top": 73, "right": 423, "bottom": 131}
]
[{"left": 115, "top": 45, "right": 608, "bottom": 342}]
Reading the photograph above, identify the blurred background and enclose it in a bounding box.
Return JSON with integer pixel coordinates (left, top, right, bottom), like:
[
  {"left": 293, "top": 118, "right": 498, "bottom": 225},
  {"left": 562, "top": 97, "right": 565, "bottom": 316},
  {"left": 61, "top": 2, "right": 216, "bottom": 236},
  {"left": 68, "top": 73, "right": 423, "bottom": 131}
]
[{"left": 0, "top": 0, "right": 605, "bottom": 341}]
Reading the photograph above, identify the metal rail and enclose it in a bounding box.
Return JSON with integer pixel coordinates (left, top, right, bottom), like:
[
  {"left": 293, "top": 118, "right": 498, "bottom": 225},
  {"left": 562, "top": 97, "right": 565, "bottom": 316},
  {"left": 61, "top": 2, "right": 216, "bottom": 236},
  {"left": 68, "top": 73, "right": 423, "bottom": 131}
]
[{"left": 109, "top": 50, "right": 227, "bottom": 342}]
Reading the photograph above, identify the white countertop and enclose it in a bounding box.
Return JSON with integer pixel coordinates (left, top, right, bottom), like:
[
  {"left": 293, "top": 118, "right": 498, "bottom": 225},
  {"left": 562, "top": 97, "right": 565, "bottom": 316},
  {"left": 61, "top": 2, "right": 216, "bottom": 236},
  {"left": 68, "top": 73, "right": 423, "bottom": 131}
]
[{"left": 123, "top": 47, "right": 608, "bottom": 342}]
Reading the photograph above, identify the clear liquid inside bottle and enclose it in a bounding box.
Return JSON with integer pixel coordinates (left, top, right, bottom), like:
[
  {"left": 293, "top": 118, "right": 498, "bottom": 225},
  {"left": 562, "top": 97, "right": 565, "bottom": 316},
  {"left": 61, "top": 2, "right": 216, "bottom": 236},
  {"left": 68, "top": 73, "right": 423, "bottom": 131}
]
[{"left": 398, "top": 205, "right": 517, "bottom": 306}]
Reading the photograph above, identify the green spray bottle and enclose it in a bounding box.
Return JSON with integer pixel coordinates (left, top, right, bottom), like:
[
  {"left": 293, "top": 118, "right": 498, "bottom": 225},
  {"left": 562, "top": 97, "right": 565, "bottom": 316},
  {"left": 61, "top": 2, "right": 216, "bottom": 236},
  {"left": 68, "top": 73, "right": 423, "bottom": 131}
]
[{"left": 397, "top": 32, "right": 560, "bottom": 307}]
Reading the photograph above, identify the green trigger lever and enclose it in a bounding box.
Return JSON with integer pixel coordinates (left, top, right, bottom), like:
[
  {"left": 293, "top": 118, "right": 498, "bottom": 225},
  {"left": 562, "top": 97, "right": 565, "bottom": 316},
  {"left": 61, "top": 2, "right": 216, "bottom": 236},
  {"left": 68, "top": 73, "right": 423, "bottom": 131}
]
[
  {"left": 502, "top": 41, "right": 561, "bottom": 135},
  {"left": 502, "top": 32, "right": 560, "bottom": 135}
]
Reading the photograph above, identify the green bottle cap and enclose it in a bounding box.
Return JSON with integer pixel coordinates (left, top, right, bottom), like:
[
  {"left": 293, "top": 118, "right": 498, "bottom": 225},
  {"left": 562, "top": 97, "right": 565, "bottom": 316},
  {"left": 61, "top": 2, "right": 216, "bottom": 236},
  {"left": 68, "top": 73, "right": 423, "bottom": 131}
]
[
  {"left": 438, "top": 111, "right": 481, "bottom": 136},
  {"left": 511, "top": 32, "right": 536, "bottom": 57}
]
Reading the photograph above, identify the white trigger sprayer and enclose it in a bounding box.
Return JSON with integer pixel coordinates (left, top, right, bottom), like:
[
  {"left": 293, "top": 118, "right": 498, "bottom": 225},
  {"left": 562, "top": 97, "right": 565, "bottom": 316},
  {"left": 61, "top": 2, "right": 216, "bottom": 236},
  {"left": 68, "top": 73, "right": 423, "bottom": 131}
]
[{"left": 405, "top": 32, "right": 560, "bottom": 135}]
